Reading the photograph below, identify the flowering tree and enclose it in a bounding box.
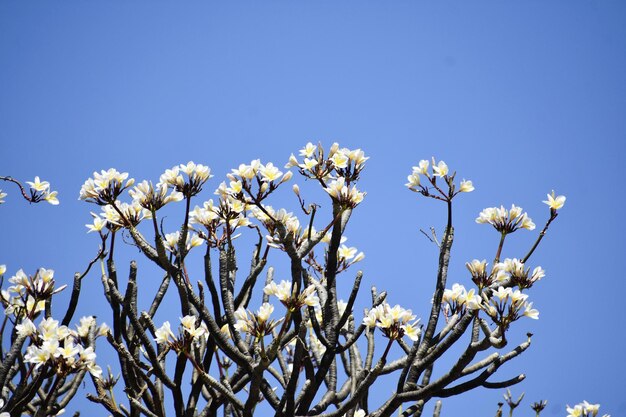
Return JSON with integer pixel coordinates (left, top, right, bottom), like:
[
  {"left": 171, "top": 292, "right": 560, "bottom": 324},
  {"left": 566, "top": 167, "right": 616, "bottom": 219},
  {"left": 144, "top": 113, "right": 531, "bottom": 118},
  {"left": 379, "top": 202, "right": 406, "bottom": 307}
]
[{"left": 1, "top": 143, "right": 604, "bottom": 417}]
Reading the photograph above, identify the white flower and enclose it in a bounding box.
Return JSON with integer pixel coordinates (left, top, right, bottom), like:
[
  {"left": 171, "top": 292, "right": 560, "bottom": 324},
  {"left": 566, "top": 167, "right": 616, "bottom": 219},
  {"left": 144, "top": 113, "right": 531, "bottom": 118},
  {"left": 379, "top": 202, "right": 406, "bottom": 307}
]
[
  {"left": 0, "top": 189, "right": 6, "bottom": 204},
  {"left": 299, "top": 142, "right": 317, "bottom": 158},
  {"left": 582, "top": 401, "right": 600, "bottom": 416},
  {"left": 76, "top": 316, "right": 96, "bottom": 338},
  {"left": 432, "top": 160, "right": 448, "bottom": 177},
  {"left": 337, "top": 245, "right": 357, "bottom": 260},
  {"left": 86, "top": 361, "right": 103, "bottom": 379},
  {"left": 285, "top": 154, "right": 299, "bottom": 168},
  {"left": 257, "top": 303, "right": 274, "bottom": 323},
  {"left": 56, "top": 340, "right": 80, "bottom": 359},
  {"left": 16, "top": 318, "right": 37, "bottom": 337},
  {"left": 180, "top": 315, "right": 206, "bottom": 339},
  {"left": 414, "top": 160, "right": 429, "bottom": 175},
  {"left": 0, "top": 265, "right": 5, "bottom": 276},
  {"left": 26, "top": 176, "right": 50, "bottom": 192},
  {"left": 523, "top": 302, "right": 539, "bottom": 320},
  {"left": 330, "top": 151, "right": 349, "bottom": 169},
  {"left": 300, "top": 158, "right": 318, "bottom": 170},
  {"left": 85, "top": 213, "right": 107, "bottom": 233},
  {"left": 264, "top": 280, "right": 292, "bottom": 301},
  {"left": 405, "top": 173, "right": 420, "bottom": 189},
  {"left": 543, "top": 190, "right": 566, "bottom": 210},
  {"left": 155, "top": 321, "right": 175, "bottom": 344},
  {"left": 259, "top": 162, "right": 283, "bottom": 182},
  {"left": 44, "top": 191, "right": 59, "bottom": 205},
  {"left": 24, "top": 346, "right": 51, "bottom": 368},
  {"left": 459, "top": 179, "right": 474, "bottom": 192}
]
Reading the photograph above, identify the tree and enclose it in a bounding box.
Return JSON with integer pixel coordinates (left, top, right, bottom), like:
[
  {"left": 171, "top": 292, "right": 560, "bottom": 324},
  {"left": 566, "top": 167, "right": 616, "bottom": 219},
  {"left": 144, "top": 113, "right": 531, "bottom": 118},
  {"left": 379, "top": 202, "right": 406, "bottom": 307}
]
[{"left": 2, "top": 142, "right": 602, "bottom": 417}]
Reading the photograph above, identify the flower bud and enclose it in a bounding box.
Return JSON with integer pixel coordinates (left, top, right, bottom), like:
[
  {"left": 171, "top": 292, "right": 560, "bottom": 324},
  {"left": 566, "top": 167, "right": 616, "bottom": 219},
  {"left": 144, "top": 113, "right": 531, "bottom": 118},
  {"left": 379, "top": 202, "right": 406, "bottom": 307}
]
[
  {"left": 281, "top": 171, "right": 293, "bottom": 183},
  {"left": 328, "top": 142, "right": 339, "bottom": 158}
]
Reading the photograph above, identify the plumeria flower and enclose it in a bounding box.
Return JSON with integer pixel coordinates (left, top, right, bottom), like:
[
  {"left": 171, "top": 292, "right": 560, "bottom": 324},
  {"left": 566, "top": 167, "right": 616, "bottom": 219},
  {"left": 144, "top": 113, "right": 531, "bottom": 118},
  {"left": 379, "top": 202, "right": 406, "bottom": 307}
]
[
  {"left": 405, "top": 172, "right": 420, "bottom": 189},
  {"left": 0, "top": 265, "right": 5, "bottom": 276},
  {"left": 299, "top": 142, "right": 317, "bottom": 158},
  {"left": 259, "top": 162, "right": 283, "bottom": 182},
  {"left": 543, "top": 190, "right": 566, "bottom": 210},
  {"left": 414, "top": 160, "right": 429, "bottom": 175},
  {"left": 44, "top": 191, "right": 59, "bottom": 205},
  {"left": 85, "top": 213, "right": 107, "bottom": 233},
  {"left": 155, "top": 321, "right": 176, "bottom": 345},
  {"left": 458, "top": 179, "right": 474, "bottom": 192},
  {"left": 180, "top": 315, "right": 206, "bottom": 340},
  {"left": 285, "top": 153, "right": 299, "bottom": 169},
  {"left": 432, "top": 160, "right": 449, "bottom": 177},
  {"left": 330, "top": 151, "right": 349, "bottom": 169},
  {"left": 300, "top": 158, "right": 319, "bottom": 171},
  {"left": 16, "top": 318, "right": 37, "bottom": 337},
  {"left": 26, "top": 176, "right": 50, "bottom": 192},
  {"left": 76, "top": 316, "right": 96, "bottom": 338},
  {"left": 337, "top": 245, "right": 357, "bottom": 260},
  {"left": 0, "top": 189, "right": 6, "bottom": 204},
  {"left": 523, "top": 302, "right": 539, "bottom": 319}
]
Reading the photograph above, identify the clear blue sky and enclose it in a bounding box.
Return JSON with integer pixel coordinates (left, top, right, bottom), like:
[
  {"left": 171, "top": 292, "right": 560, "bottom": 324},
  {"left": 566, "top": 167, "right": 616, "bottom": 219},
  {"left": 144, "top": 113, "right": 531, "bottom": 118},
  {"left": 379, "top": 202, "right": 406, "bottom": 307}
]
[{"left": 1, "top": 1, "right": 625, "bottom": 416}]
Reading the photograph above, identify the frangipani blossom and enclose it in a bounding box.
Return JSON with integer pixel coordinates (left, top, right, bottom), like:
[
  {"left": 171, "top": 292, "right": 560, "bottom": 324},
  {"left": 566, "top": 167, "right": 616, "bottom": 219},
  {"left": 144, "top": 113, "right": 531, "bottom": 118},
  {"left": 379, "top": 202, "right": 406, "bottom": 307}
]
[{"left": 543, "top": 190, "right": 566, "bottom": 210}]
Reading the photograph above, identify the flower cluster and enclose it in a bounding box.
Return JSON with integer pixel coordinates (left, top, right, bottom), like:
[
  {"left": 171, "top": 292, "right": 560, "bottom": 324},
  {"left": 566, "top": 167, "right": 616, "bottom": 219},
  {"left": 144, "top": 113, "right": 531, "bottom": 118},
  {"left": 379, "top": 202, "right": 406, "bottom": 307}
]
[
  {"left": 287, "top": 142, "right": 368, "bottom": 182},
  {"left": 160, "top": 161, "right": 212, "bottom": 197},
  {"left": 25, "top": 177, "right": 60, "bottom": 205},
  {"left": 189, "top": 197, "right": 251, "bottom": 242},
  {"left": 101, "top": 201, "right": 152, "bottom": 229},
  {"left": 249, "top": 205, "right": 307, "bottom": 250},
  {"left": 21, "top": 317, "right": 103, "bottom": 379},
  {"left": 1, "top": 268, "right": 66, "bottom": 317},
  {"left": 129, "top": 180, "right": 184, "bottom": 212},
  {"left": 482, "top": 286, "right": 539, "bottom": 327},
  {"left": 234, "top": 303, "right": 283, "bottom": 338},
  {"left": 224, "top": 159, "right": 292, "bottom": 203},
  {"left": 566, "top": 401, "right": 608, "bottom": 417},
  {"left": 442, "top": 283, "right": 481, "bottom": 314},
  {"left": 155, "top": 315, "right": 208, "bottom": 351},
  {"left": 162, "top": 231, "right": 204, "bottom": 253},
  {"left": 286, "top": 143, "right": 367, "bottom": 207},
  {"left": 494, "top": 258, "right": 545, "bottom": 290},
  {"left": 79, "top": 169, "right": 134, "bottom": 205},
  {"left": 363, "top": 303, "right": 420, "bottom": 341},
  {"left": 476, "top": 205, "right": 535, "bottom": 233},
  {"left": 264, "top": 280, "right": 320, "bottom": 310},
  {"left": 465, "top": 258, "right": 545, "bottom": 290},
  {"left": 324, "top": 177, "right": 365, "bottom": 208},
  {"left": 406, "top": 158, "right": 474, "bottom": 199}
]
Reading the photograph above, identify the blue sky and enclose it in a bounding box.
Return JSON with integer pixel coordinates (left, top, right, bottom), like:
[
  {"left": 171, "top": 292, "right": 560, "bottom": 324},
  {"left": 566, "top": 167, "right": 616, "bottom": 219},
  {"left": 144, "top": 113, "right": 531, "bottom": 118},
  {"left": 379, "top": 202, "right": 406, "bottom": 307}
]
[{"left": 1, "top": 1, "right": 625, "bottom": 416}]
